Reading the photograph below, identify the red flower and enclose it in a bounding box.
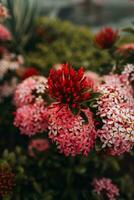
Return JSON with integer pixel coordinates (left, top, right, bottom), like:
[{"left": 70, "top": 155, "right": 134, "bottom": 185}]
[
  {"left": 48, "top": 64, "right": 92, "bottom": 108},
  {"left": 94, "top": 27, "right": 118, "bottom": 49},
  {"left": 22, "top": 67, "right": 39, "bottom": 80}
]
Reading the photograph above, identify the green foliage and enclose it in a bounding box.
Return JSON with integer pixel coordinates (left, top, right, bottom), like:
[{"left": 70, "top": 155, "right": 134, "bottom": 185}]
[
  {"left": 1, "top": 0, "right": 39, "bottom": 51},
  {"left": 1, "top": 146, "right": 134, "bottom": 200},
  {"left": 25, "top": 17, "right": 112, "bottom": 75}
]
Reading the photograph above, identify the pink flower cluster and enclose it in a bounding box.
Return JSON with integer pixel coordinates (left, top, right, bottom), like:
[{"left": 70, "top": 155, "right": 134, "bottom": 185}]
[
  {"left": 0, "top": 3, "right": 9, "bottom": 21},
  {"left": 14, "top": 102, "right": 48, "bottom": 136},
  {"left": 122, "top": 64, "right": 134, "bottom": 90},
  {"left": 14, "top": 76, "right": 48, "bottom": 107},
  {"left": 0, "top": 24, "right": 11, "bottom": 41},
  {"left": 14, "top": 76, "right": 49, "bottom": 136},
  {"left": 0, "top": 54, "right": 24, "bottom": 101},
  {"left": 104, "top": 74, "right": 134, "bottom": 106},
  {"left": 84, "top": 71, "right": 100, "bottom": 91},
  {"left": 13, "top": 63, "right": 134, "bottom": 157},
  {"left": 97, "top": 78, "right": 134, "bottom": 155},
  {"left": 28, "top": 138, "right": 49, "bottom": 157},
  {"left": 92, "top": 177, "right": 119, "bottom": 200},
  {"left": 48, "top": 103, "right": 96, "bottom": 156}
]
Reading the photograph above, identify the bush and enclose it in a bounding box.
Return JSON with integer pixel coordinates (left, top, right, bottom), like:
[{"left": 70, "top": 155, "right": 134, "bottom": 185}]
[{"left": 25, "top": 17, "right": 111, "bottom": 75}]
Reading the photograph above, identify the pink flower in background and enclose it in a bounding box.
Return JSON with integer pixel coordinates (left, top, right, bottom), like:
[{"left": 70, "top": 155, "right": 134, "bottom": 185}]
[
  {"left": 118, "top": 43, "right": 134, "bottom": 53},
  {"left": 92, "top": 177, "right": 119, "bottom": 200},
  {"left": 122, "top": 64, "right": 134, "bottom": 89},
  {"left": 94, "top": 27, "right": 118, "bottom": 49},
  {"left": 48, "top": 103, "right": 96, "bottom": 156},
  {"left": 28, "top": 138, "right": 49, "bottom": 157},
  {"left": 14, "top": 76, "right": 48, "bottom": 107},
  {"left": 103, "top": 73, "right": 134, "bottom": 105},
  {"left": 96, "top": 84, "right": 134, "bottom": 155},
  {"left": 14, "top": 102, "right": 48, "bottom": 136},
  {"left": 0, "top": 3, "right": 9, "bottom": 21},
  {"left": 0, "top": 25, "right": 11, "bottom": 41},
  {"left": 0, "top": 78, "right": 18, "bottom": 101},
  {"left": 85, "top": 71, "right": 100, "bottom": 91}
]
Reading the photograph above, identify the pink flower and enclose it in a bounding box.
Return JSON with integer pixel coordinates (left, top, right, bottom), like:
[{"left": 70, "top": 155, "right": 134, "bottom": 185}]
[
  {"left": 0, "top": 4, "right": 9, "bottom": 21},
  {"left": 0, "top": 25, "right": 11, "bottom": 41},
  {"left": 92, "top": 177, "right": 119, "bottom": 200},
  {"left": 48, "top": 103, "right": 96, "bottom": 156},
  {"left": 85, "top": 71, "right": 100, "bottom": 91},
  {"left": 104, "top": 73, "right": 134, "bottom": 105},
  {"left": 118, "top": 43, "right": 134, "bottom": 53},
  {"left": 14, "top": 76, "right": 48, "bottom": 108},
  {"left": 96, "top": 84, "right": 134, "bottom": 155},
  {"left": 28, "top": 138, "right": 49, "bottom": 157},
  {"left": 14, "top": 102, "right": 48, "bottom": 136}
]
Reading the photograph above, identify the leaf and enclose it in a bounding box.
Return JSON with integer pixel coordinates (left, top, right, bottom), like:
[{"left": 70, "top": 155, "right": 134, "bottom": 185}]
[
  {"left": 122, "top": 27, "right": 134, "bottom": 34},
  {"left": 80, "top": 111, "right": 88, "bottom": 123},
  {"left": 70, "top": 106, "right": 79, "bottom": 115}
]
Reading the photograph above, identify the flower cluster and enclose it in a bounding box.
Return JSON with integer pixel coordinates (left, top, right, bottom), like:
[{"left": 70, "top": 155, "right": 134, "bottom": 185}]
[
  {"left": 0, "top": 24, "right": 11, "bottom": 41},
  {"left": 96, "top": 83, "right": 134, "bottom": 155},
  {"left": 14, "top": 75, "right": 49, "bottom": 136},
  {"left": 84, "top": 70, "right": 100, "bottom": 91},
  {"left": 47, "top": 64, "right": 98, "bottom": 156},
  {"left": 0, "top": 162, "right": 15, "bottom": 198},
  {"left": 122, "top": 64, "right": 134, "bottom": 89},
  {"left": 94, "top": 27, "right": 118, "bottom": 49},
  {"left": 48, "top": 103, "right": 96, "bottom": 156},
  {"left": 48, "top": 63, "right": 93, "bottom": 109},
  {"left": 92, "top": 177, "right": 119, "bottom": 200},
  {"left": 28, "top": 138, "right": 49, "bottom": 157},
  {"left": 14, "top": 76, "right": 48, "bottom": 107},
  {"left": 104, "top": 73, "right": 134, "bottom": 105},
  {"left": 0, "top": 3, "right": 9, "bottom": 21},
  {"left": 14, "top": 102, "right": 48, "bottom": 136},
  {"left": 13, "top": 62, "right": 134, "bottom": 157},
  {"left": 0, "top": 54, "right": 24, "bottom": 101}
]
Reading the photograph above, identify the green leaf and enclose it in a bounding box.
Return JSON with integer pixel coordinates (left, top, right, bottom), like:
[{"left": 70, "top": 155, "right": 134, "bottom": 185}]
[
  {"left": 122, "top": 27, "right": 134, "bottom": 34},
  {"left": 70, "top": 106, "right": 79, "bottom": 115},
  {"left": 80, "top": 111, "right": 88, "bottom": 123}
]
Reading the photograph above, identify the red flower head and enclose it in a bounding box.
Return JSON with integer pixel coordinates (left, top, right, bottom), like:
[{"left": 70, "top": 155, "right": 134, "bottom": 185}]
[
  {"left": 0, "top": 162, "right": 15, "bottom": 198},
  {"left": 94, "top": 27, "right": 118, "bottom": 49},
  {"left": 22, "top": 67, "right": 39, "bottom": 80},
  {"left": 48, "top": 63, "right": 93, "bottom": 108}
]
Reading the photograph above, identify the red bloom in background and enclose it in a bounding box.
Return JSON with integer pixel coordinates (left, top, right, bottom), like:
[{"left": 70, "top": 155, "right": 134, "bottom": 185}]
[
  {"left": 22, "top": 67, "right": 39, "bottom": 80},
  {"left": 48, "top": 63, "right": 93, "bottom": 108},
  {"left": 94, "top": 27, "right": 118, "bottom": 49}
]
